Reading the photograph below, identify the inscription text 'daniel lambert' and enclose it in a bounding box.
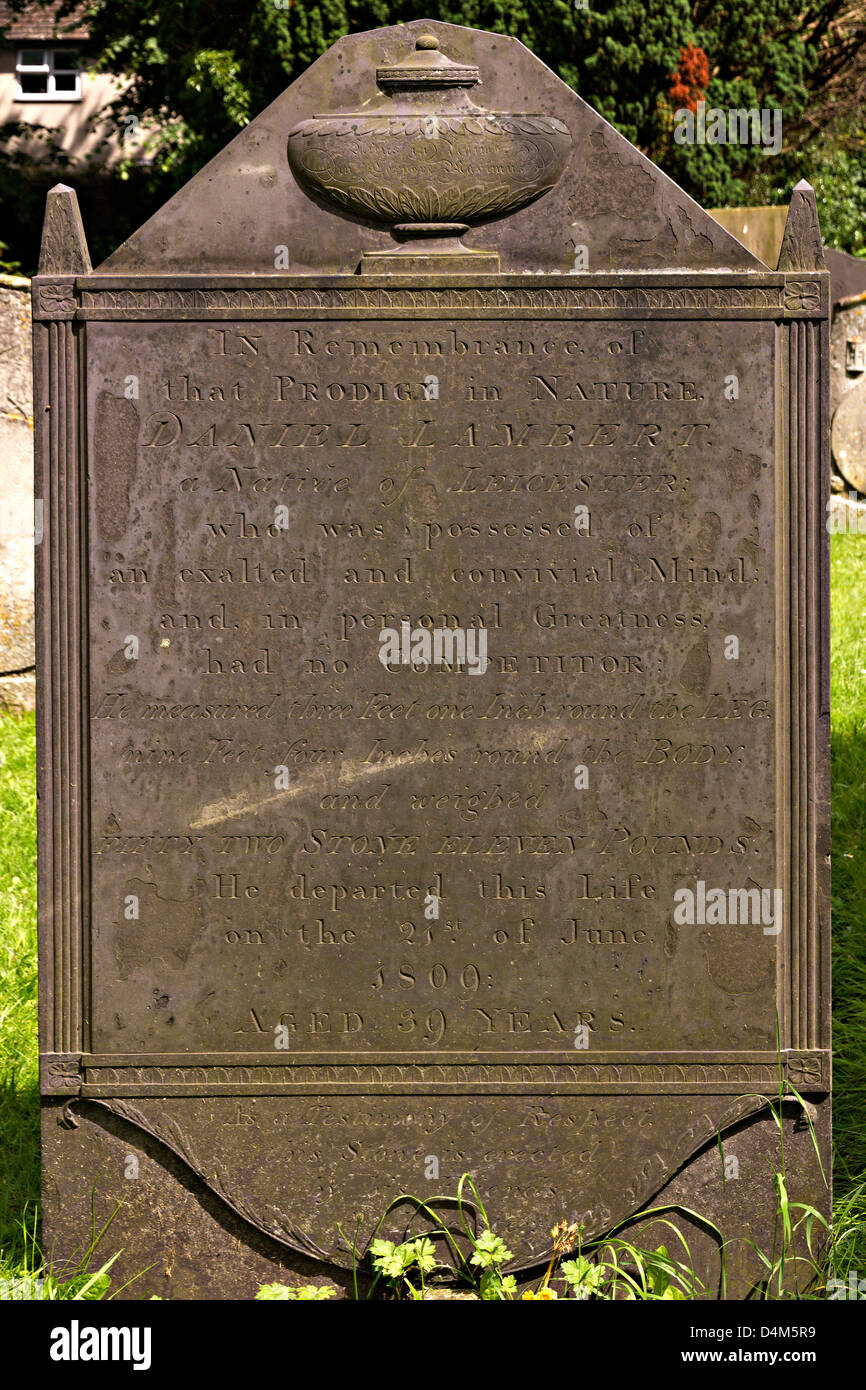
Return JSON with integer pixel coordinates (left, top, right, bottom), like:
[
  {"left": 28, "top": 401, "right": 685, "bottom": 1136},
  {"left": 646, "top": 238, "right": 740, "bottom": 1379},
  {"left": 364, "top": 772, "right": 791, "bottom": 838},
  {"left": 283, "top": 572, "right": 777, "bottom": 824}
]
[{"left": 88, "top": 314, "right": 777, "bottom": 1059}]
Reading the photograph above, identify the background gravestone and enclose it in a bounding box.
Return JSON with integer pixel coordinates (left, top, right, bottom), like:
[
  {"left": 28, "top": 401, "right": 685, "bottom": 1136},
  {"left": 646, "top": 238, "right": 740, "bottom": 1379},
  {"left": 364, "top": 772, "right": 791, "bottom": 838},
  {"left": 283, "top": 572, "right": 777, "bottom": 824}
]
[
  {"left": 0, "top": 274, "right": 35, "bottom": 713},
  {"left": 36, "top": 19, "right": 830, "bottom": 1299},
  {"left": 831, "top": 292, "right": 866, "bottom": 498}
]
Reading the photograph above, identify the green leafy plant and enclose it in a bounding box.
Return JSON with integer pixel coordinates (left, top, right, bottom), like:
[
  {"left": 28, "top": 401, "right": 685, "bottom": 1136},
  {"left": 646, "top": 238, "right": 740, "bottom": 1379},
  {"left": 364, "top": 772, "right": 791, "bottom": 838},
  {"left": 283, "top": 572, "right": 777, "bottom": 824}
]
[
  {"left": 469, "top": 1229, "right": 516, "bottom": 1300},
  {"left": 0, "top": 242, "right": 24, "bottom": 278},
  {"left": 557, "top": 1240, "right": 691, "bottom": 1301},
  {"left": 560, "top": 1254, "right": 606, "bottom": 1300},
  {"left": 367, "top": 1236, "right": 441, "bottom": 1300},
  {"left": 255, "top": 1283, "right": 336, "bottom": 1301},
  {"left": 0, "top": 1196, "right": 144, "bottom": 1300},
  {"left": 341, "top": 1174, "right": 716, "bottom": 1301},
  {"left": 521, "top": 1212, "right": 711, "bottom": 1301},
  {"left": 338, "top": 1173, "right": 511, "bottom": 1300}
]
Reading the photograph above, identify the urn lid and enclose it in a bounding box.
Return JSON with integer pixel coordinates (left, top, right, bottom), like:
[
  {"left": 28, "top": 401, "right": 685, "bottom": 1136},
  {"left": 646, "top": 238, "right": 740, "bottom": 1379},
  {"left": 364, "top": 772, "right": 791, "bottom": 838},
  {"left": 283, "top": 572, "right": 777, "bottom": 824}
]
[{"left": 376, "top": 35, "right": 480, "bottom": 91}]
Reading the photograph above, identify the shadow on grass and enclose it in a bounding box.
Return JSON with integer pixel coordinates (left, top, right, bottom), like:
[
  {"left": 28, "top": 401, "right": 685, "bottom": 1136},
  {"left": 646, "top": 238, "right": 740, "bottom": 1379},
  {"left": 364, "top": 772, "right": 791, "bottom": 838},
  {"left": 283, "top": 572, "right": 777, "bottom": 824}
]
[
  {"left": 0, "top": 1069, "right": 39, "bottom": 1264},
  {"left": 830, "top": 723, "right": 866, "bottom": 1198}
]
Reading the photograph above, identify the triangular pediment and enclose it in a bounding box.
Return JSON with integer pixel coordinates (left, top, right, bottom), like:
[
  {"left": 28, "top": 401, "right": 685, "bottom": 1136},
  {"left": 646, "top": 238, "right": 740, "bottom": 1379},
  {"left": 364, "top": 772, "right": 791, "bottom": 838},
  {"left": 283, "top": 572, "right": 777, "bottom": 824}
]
[{"left": 97, "top": 19, "right": 762, "bottom": 276}]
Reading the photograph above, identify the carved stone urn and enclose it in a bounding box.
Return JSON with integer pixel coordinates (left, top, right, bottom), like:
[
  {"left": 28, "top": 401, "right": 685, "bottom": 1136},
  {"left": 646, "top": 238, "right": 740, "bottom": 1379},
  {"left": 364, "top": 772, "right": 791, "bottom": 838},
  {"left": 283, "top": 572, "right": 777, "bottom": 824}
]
[{"left": 287, "top": 34, "right": 572, "bottom": 269}]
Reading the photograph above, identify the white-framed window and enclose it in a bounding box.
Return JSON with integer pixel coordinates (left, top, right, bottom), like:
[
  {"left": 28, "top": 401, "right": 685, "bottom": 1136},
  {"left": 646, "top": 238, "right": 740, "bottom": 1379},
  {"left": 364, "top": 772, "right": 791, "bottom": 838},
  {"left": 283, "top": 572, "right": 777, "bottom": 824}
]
[{"left": 15, "top": 48, "right": 83, "bottom": 102}]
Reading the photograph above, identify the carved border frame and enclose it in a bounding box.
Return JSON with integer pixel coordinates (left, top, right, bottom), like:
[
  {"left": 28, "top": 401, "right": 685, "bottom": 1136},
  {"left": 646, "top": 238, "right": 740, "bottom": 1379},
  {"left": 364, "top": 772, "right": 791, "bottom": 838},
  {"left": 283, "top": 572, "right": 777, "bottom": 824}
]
[
  {"left": 34, "top": 274, "right": 91, "bottom": 1068},
  {"left": 35, "top": 270, "right": 831, "bottom": 1101}
]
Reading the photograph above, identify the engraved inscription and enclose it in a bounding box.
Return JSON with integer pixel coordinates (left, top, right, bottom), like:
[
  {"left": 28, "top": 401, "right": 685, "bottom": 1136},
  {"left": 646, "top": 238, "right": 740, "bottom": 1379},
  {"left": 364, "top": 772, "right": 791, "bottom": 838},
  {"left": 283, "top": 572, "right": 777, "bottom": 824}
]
[{"left": 87, "top": 316, "right": 776, "bottom": 1058}]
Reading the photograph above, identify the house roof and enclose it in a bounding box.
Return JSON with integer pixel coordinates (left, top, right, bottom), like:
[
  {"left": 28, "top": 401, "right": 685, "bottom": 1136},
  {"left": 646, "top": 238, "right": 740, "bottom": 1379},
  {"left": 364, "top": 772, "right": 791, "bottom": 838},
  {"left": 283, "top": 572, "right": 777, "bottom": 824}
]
[{"left": 0, "top": 2, "right": 89, "bottom": 42}]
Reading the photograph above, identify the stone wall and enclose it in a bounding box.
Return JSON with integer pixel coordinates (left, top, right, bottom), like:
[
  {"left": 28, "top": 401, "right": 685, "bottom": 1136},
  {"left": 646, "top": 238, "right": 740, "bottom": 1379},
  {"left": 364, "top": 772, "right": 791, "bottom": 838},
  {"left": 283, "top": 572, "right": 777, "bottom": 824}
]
[{"left": 0, "top": 274, "right": 35, "bottom": 712}]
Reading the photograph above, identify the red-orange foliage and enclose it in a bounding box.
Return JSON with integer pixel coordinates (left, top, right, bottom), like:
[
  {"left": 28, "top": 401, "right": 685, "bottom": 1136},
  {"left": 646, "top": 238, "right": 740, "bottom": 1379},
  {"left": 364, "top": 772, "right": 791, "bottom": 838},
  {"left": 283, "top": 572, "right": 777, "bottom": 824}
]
[{"left": 669, "top": 43, "right": 711, "bottom": 112}]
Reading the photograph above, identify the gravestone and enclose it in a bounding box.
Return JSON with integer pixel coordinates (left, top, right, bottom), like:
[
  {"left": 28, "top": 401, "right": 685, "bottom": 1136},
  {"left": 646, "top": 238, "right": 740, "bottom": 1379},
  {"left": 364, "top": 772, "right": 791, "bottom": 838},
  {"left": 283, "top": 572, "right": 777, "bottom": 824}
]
[
  {"left": 831, "top": 291, "right": 866, "bottom": 496},
  {"left": 36, "top": 20, "right": 830, "bottom": 1299}
]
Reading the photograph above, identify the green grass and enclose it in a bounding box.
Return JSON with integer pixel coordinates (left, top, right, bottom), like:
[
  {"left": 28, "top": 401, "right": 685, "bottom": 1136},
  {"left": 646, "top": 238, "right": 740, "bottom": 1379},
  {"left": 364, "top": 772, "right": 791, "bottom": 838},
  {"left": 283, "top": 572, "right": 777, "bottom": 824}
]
[
  {"left": 828, "top": 536, "right": 866, "bottom": 1265},
  {"left": 0, "top": 542, "right": 865, "bottom": 1290},
  {"left": 0, "top": 710, "right": 38, "bottom": 1279}
]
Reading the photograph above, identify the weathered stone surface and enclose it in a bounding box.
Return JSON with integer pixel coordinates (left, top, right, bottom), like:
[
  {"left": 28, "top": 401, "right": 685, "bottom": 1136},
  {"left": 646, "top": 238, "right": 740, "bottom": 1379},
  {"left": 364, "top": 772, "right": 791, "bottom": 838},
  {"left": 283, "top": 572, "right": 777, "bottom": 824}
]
[
  {"left": 776, "top": 180, "right": 825, "bottom": 275},
  {"left": 831, "top": 293, "right": 866, "bottom": 495},
  {"left": 824, "top": 248, "right": 866, "bottom": 308},
  {"left": 709, "top": 203, "right": 866, "bottom": 310},
  {"left": 36, "top": 20, "right": 831, "bottom": 1299},
  {"left": 708, "top": 205, "right": 788, "bottom": 270},
  {"left": 0, "top": 276, "right": 35, "bottom": 710},
  {"left": 99, "top": 28, "right": 759, "bottom": 277}
]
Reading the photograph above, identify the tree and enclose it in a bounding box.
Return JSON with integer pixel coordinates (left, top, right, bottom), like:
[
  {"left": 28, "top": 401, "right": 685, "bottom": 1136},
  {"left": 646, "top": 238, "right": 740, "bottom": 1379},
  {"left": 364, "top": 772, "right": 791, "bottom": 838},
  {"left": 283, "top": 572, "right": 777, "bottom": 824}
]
[{"left": 2, "top": 0, "right": 865, "bottom": 262}]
